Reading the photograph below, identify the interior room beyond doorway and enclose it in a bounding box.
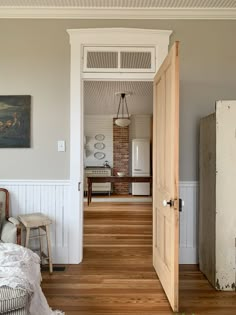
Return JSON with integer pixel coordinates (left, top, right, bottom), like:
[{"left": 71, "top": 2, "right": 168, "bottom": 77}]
[{"left": 83, "top": 80, "right": 153, "bottom": 203}]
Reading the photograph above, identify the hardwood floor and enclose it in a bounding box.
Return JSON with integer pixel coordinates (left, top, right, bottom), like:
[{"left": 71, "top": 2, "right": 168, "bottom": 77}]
[{"left": 42, "top": 202, "right": 236, "bottom": 315}]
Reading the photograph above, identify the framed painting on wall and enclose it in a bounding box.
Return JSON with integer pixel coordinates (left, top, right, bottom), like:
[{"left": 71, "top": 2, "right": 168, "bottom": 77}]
[{"left": 0, "top": 95, "right": 31, "bottom": 148}]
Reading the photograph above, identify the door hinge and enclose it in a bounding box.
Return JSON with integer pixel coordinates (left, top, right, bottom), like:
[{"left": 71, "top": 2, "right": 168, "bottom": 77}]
[{"left": 78, "top": 182, "right": 81, "bottom": 191}]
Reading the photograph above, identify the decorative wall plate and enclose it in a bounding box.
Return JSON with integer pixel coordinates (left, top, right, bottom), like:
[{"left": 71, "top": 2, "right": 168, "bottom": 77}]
[
  {"left": 94, "top": 152, "right": 106, "bottom": 160},
  {"left": 94, "top": 142, "right": 105, "bottom": 150},
  {"left": 95, "top": 134, "right": 105, "bottom": 141}
]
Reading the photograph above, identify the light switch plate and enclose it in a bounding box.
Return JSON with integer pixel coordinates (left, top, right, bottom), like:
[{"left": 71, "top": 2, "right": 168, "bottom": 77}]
[{"left": 57, "top": 140, "right": 65, "bottom": 152}]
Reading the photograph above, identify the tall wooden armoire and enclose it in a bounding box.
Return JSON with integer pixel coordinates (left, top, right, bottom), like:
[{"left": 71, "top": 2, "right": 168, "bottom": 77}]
[{"left": 199, "top": 100, "right": 236, "bottom": 291}]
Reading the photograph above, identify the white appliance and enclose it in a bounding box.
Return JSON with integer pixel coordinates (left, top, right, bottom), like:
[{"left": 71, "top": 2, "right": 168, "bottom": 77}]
[{"left": 132, "top": 139, "right": 150, "bottom": 195}]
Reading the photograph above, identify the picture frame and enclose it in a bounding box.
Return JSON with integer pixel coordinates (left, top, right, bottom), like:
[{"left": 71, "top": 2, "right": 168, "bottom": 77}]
[{"left": 0, "top": 95, "right": 31, "bottom": 148}]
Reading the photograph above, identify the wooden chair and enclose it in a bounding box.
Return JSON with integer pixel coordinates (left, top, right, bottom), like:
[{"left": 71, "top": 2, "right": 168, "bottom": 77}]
[
  {"left": 18, "top": 213, "right": 53, "bottom": 274},
  {"left": 0, "top": 188, "right": 21, "bottom": 244}
]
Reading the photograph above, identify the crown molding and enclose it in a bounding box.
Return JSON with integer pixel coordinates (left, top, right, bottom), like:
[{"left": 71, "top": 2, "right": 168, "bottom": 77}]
[
  {"left": 0, "top": 7, "right": 236, "bottom": 19},
  {"left": 67, "top": 27, "right": 172, "bottom": 36}
]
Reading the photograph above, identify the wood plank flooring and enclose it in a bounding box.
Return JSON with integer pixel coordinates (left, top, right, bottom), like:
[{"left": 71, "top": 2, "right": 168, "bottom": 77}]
[{"left": 42, "top": 202, "right": 236, "bottom": 315}]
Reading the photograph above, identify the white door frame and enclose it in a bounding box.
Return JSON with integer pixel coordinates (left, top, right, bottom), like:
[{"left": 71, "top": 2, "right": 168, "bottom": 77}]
[{"left": 67, "top": 28, "right": 172, "bottom": 263}]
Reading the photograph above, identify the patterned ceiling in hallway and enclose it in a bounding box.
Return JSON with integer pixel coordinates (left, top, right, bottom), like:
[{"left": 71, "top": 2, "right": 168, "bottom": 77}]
[{"left": 84, "top": 81, "right": 153, "bottom": 115}]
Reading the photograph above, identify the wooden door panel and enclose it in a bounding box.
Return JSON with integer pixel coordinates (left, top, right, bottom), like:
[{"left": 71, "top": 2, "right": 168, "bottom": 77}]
[
  {"left": 153, "top": 42, "right": 179, "bottom": 312},
  {"left": 165, "top": 66, "right": 173, "bottom": 190},
  {"left": 156, "top": 212, "right": 164, "bottom": 258},
  {"left": 164, "top": 217, "right": 171, "bottom": 269},
  {"left": 156, "top": 78, "right": 165, "bottom": 189}
]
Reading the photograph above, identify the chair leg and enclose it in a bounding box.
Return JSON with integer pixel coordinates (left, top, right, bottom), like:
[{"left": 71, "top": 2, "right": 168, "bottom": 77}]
[
  {"left": 45, "top": 225, "right": 53, "bottom": 274},
  {"left": 38, "top": 227, "right": 43, "bottom": 263},
  {"left": 16, "top": 227, "right": 21, "bottom": 245}
]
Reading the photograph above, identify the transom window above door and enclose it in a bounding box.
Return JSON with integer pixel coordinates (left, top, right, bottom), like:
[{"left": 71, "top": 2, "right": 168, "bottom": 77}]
[{"left": 83, "top": 46, "right": 156, "bottom": 73}]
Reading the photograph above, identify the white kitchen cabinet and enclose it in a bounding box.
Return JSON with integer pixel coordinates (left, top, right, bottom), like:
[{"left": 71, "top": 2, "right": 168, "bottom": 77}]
[
  {"left": 199, "top": 100, "right": 236, "bottom": 291},
  {"left": 84, "top": 167, "right": 112, "bottom": 194}
]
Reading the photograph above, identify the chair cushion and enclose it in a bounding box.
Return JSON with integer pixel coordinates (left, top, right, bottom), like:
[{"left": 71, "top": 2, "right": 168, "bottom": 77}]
[
  {"left": 0, "top": 286, "right": 29, "bottom": 313},
  {"left": 1, "top": 221, "right": 17, "bottom": 243}
]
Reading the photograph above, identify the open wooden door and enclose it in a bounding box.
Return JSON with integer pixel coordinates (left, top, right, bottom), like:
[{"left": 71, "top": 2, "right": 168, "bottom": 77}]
[{"left": 153, "top": 41, "right": 180, "bottom": 312}]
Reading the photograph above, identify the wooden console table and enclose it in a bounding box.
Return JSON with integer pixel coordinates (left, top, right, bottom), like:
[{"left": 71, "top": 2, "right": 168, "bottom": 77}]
[{"left": 87, "top": 176, "right": 152, "bottom": 205}]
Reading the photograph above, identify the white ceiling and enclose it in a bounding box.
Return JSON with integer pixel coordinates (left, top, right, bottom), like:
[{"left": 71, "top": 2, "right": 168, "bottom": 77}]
[
  {"left": 1, "top": 0, "right": 236, "bottom": 19},
  {"left": 0, "top": 0, "right": 235, "bottom": 8},
  {"left": 84, "top": 81, "right": 153, "bottom": 115}
]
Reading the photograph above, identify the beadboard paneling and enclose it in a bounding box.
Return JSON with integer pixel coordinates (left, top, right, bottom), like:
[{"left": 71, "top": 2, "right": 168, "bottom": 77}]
[
  {"left": 0, "top": 180, "right": 70, "bottom": 264},
  {"left": 0, "top": 180, "right": 198, "bottom": 264},
  {"left": 179, "top": 181, "right": 199, "bottom": 264},
  {"left": 84, "top": 81, "right": 153, "bottom": 115}
]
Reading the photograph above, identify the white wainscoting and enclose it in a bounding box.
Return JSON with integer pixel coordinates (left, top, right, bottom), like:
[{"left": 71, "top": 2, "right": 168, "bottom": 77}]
[
  {"left": 179, "top": 181, "right": 199, "bottom": 264},
  {"left": 0, "top": 180, "right": 198, "bottom": 264},
  {"left": 0, "top": 180, "right": 71, "bottom": 264}
]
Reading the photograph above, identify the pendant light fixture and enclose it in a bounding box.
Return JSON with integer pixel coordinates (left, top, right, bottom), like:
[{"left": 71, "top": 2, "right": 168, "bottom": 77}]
[{"left": 115, "top": 92, "right": 131, "bottom": 127}]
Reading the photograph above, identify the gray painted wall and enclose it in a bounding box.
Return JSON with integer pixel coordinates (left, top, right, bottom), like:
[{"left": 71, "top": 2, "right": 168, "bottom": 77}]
[{"left": 0, "top": 19, "right": 235, "bottom": 180}]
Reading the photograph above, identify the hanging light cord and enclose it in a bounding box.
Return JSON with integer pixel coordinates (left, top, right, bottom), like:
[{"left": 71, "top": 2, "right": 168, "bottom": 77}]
[{"left": 116, "top": 93, "right": 129, "bottom": 119}]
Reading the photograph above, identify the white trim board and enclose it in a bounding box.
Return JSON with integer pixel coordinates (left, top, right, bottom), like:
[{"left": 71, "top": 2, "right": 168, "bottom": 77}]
[
  {"left": 1, "top": 8, "right": 236, "bottom": 19},
  {"left": 0, "top": 179, "right": 70, "bottom": 185}
]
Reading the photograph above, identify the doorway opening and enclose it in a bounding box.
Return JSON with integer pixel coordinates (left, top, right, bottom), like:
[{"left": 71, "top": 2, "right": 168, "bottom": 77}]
[
  {"left": 82, "top": 79, "right": 154, "bottom": 261},
  {"left": 67, "top": 28, "right": 180, "bottom": 312},
  {"left": 82, "top": 82, "right": 155, "bottom": 313},
  {"left": 82, "top": 80, "right": 155, "bottom": 314},
  {"left": 83, "top": 80, "right": 153, "bottom": 204},
  {"left": 67, "top": 28, "right": 171, "bottom": 264}
]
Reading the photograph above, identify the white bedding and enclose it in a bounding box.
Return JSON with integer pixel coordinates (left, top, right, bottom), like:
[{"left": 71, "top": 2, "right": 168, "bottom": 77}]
[{"left": 0, "top": 243, "right": 64, "bottom": 315}]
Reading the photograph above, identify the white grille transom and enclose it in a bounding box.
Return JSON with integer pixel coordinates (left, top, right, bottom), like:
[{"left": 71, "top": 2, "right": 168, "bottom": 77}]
[
  {"left": 87, "top": 51, "right": 118, "bottom": 69},
  {"left": 121, "top": 51, "right": 152, "bottom": 69},
  {"left": 84, "top": 46, "right": 155, "bottom": 73}
]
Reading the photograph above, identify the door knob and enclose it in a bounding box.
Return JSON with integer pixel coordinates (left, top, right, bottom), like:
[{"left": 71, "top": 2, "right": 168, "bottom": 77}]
[
  {"left": 163, "top": 199, "right": 174, "bottom": 207},
  {"left": 163, "top": 199, "right": 185, "bottom": 210}
]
